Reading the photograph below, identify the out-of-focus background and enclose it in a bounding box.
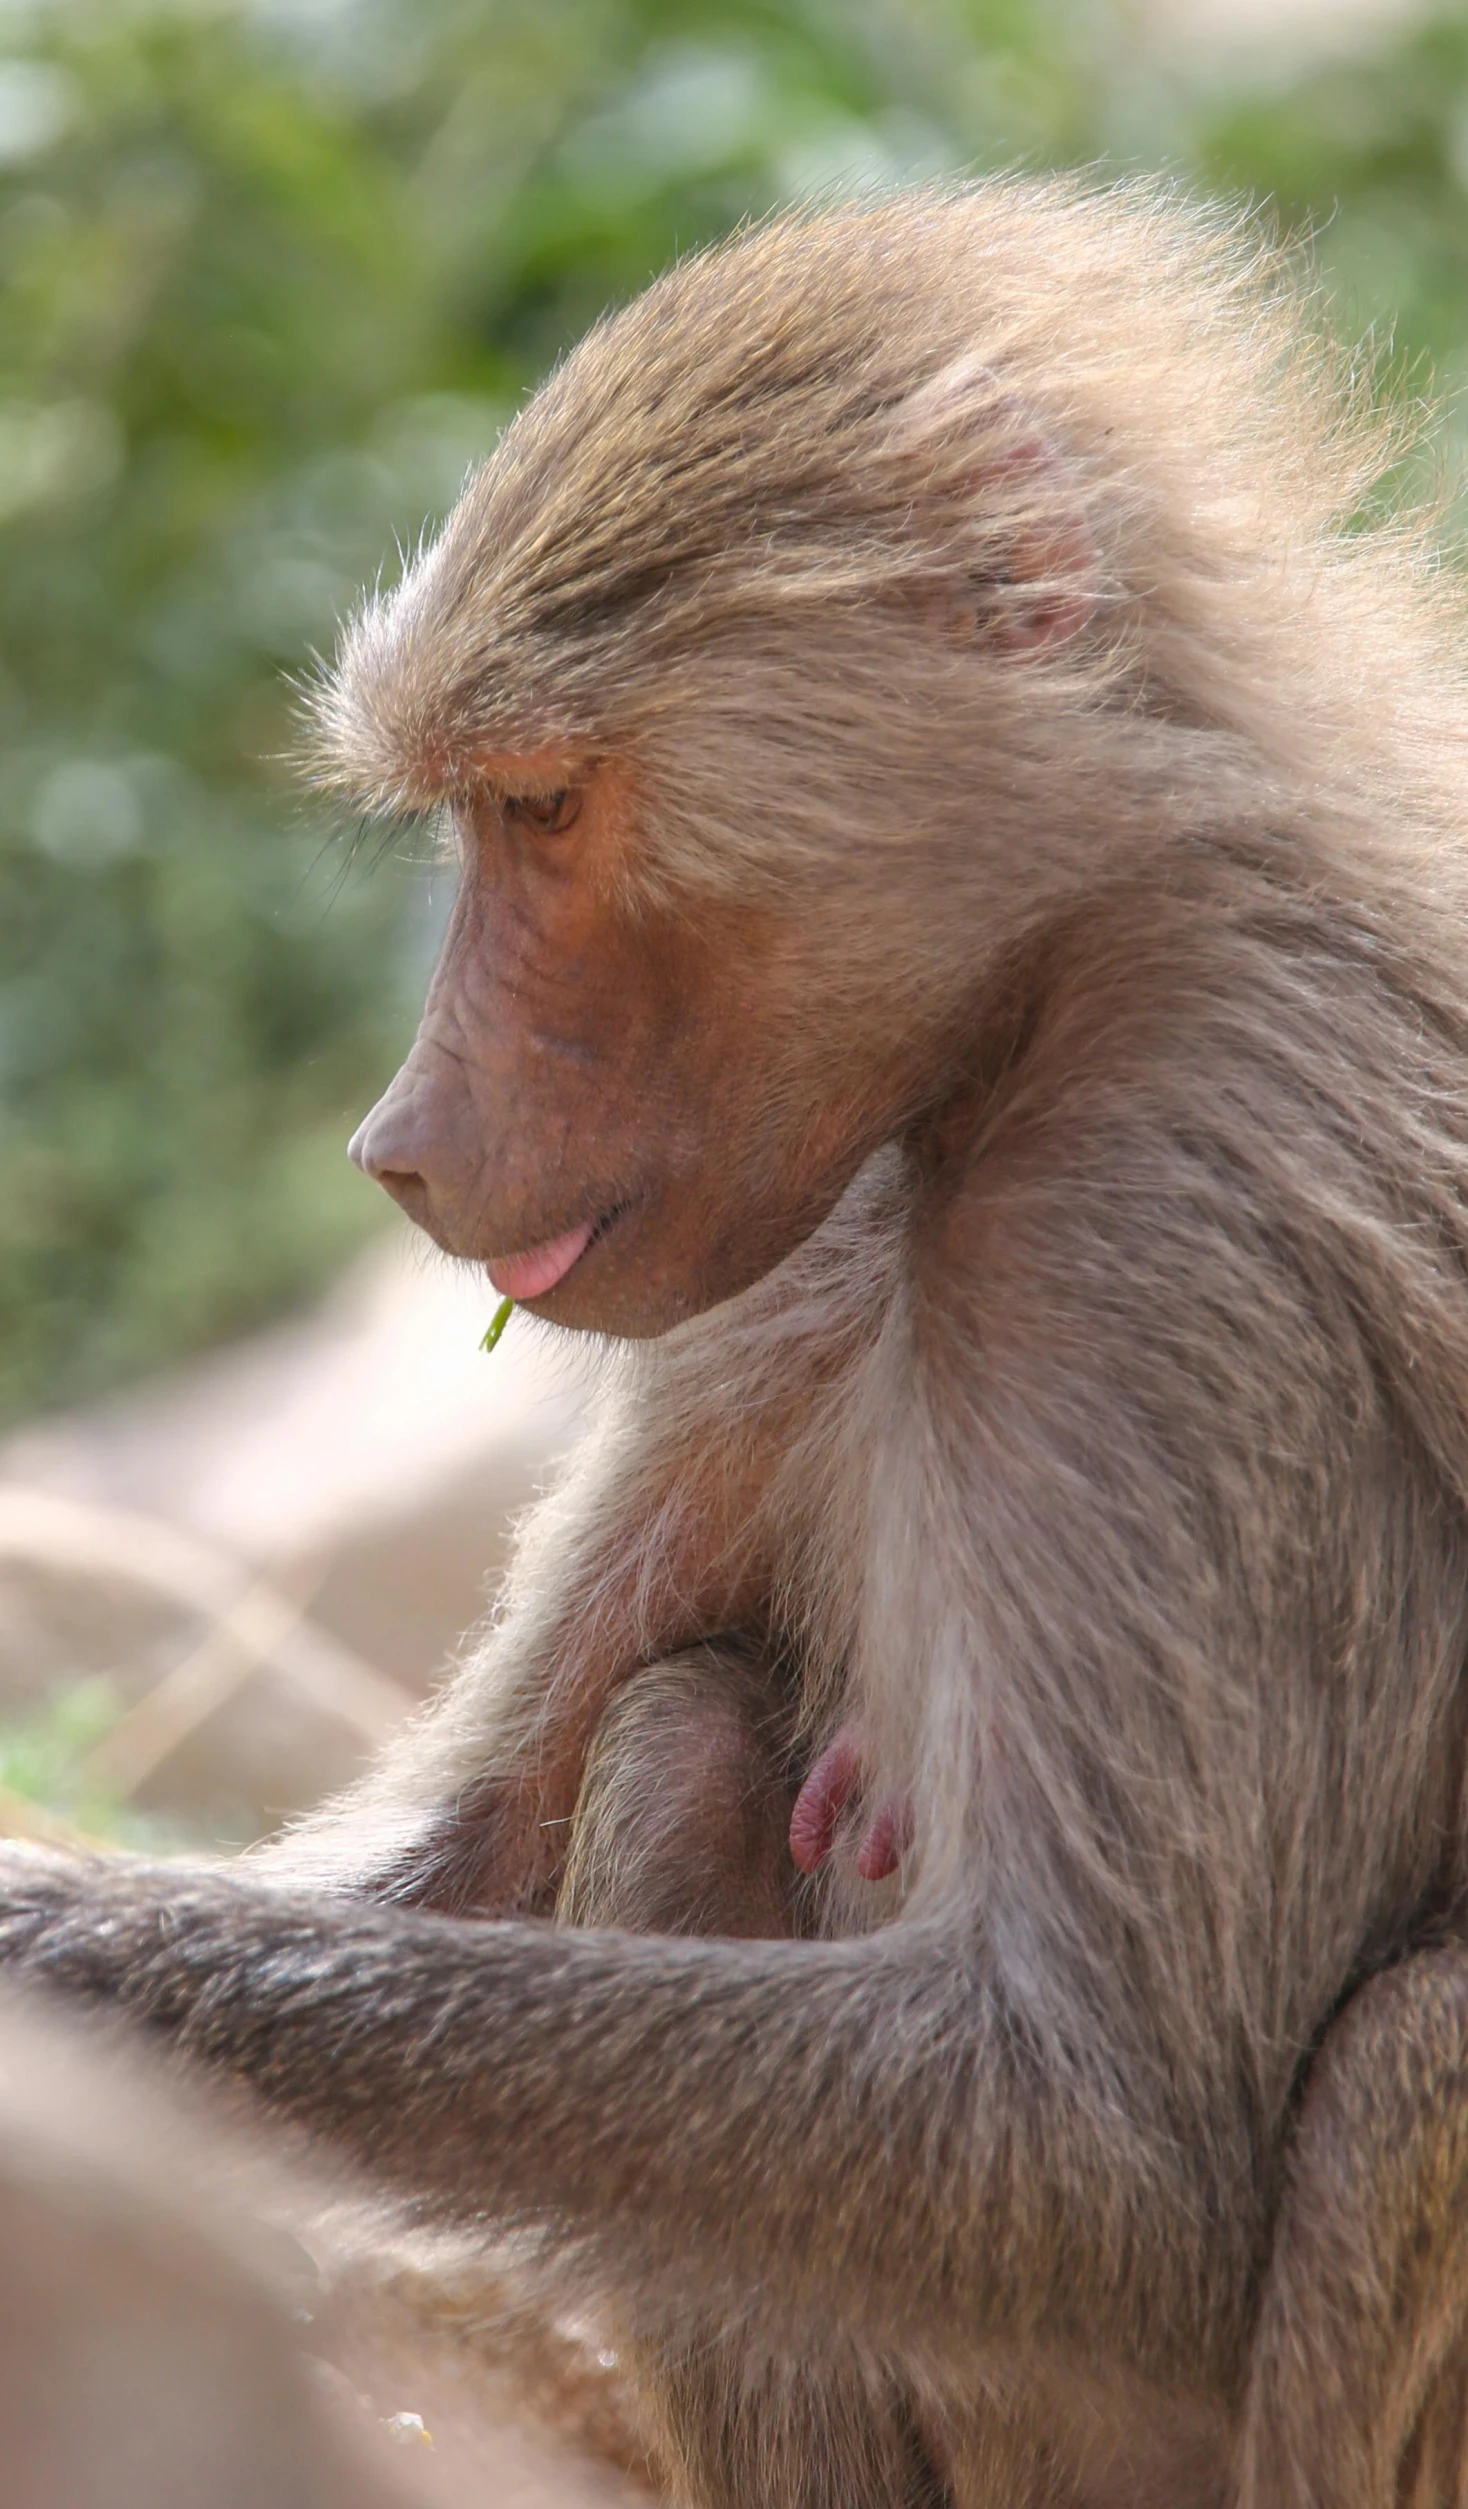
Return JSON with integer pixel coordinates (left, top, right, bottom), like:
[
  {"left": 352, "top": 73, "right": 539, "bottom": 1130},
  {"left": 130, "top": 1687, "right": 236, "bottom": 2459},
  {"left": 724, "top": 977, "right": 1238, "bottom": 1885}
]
[{"left": 1, "top": 0, "right": 1465, "bottom": 1851}]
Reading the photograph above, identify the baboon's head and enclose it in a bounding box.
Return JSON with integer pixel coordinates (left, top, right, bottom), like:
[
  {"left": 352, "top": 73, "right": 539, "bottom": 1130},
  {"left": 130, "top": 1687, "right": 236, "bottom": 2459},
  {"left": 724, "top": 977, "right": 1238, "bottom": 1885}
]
[{"left": 310, "top": 185, "right": 1363, "bottom": 1333}]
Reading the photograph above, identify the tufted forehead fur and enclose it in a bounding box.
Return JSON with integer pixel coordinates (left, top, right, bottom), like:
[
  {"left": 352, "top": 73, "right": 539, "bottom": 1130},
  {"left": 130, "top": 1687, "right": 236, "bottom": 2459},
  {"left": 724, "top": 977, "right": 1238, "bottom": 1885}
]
[{"left": 307, "top": 176, "right": 1468, "bottom": 919}]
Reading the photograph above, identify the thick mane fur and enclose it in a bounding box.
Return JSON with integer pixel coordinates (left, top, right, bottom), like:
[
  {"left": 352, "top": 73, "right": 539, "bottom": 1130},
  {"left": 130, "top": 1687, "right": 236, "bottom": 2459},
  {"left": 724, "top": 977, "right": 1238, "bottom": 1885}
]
[{"left": 309, "top": 177, "right": 1467, "bottom": 864}]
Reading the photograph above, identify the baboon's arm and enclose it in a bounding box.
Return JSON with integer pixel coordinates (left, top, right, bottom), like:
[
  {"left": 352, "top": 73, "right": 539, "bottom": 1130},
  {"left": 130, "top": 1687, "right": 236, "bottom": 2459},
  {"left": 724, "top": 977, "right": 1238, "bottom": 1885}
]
[{"left": 0, "top": 1853, "right": 1217, "bottom": 2367}]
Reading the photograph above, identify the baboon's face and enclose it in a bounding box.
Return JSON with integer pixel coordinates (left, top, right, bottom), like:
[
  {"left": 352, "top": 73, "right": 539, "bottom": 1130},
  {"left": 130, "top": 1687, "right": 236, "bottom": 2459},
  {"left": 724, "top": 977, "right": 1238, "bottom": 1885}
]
[{"left": 349, "top": 749, "right": 896, "bottom": 1336}]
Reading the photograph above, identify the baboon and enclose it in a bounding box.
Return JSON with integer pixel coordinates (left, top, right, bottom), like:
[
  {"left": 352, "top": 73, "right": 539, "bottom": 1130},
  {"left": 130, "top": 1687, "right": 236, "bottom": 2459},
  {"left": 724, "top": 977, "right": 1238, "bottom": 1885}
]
[{"left": 5, "top": 178, "right": 1468, "bottom": 2504}]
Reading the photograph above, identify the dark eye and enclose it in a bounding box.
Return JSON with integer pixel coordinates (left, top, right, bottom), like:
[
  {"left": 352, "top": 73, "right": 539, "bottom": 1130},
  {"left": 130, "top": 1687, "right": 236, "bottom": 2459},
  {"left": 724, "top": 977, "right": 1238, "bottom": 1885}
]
[{"left": 505, "top": 787, "right": 581, "bottom": 835}]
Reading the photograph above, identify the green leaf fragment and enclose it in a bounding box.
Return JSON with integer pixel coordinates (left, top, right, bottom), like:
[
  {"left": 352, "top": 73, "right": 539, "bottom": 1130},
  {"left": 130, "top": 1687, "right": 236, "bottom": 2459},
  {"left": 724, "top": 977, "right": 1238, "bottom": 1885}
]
[{"left": 480, "top": 1295, "right": 515, "bottom": 1354}]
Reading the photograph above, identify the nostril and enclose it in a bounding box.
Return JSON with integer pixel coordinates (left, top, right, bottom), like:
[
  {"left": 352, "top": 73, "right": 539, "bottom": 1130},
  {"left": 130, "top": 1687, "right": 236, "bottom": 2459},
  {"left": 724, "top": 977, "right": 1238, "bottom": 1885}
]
[{"left": 374, "top": 1166, "right": 428, "bottom": 1217}]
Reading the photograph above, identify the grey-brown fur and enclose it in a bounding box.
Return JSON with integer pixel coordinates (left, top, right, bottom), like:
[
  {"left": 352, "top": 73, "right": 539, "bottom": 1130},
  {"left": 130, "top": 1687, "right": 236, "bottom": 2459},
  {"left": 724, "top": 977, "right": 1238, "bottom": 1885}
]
[{"left": 3, "top": 178, "right": 1468, "bottom": 2502}]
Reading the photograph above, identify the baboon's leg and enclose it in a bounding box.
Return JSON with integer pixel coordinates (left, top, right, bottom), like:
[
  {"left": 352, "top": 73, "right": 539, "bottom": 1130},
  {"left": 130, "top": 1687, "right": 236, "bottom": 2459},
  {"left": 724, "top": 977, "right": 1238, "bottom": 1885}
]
[
  {"left": 556, "top": 1644, "right": 797, "bottom": 1941},
  {"left": 559, "top": 1651, "right": 955, "bottom": 2507},
  {"left": 642, "top": 2334, "right": 951, "bottom": 2509},
  {"left": 644, "top": 2336, "right": 1100, "bottom": 2509},
  {"left": 1239, "top": 1947, "right": 1468, "bottom": 2508}
]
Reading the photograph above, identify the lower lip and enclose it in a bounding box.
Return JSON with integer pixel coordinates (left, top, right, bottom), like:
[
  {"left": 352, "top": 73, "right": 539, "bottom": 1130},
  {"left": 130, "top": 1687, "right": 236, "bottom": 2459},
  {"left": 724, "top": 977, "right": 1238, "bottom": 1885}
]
[
  {"left": 486, "top": 1219, "right": 596, "bottom": 1301},
  {"left": 486, "top": 1203, "right": 629, "bottom": 1302}
]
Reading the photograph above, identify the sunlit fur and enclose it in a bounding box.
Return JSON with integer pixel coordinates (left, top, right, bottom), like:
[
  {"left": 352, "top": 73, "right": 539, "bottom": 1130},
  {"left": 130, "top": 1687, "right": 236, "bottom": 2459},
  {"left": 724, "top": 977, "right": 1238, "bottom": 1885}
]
[{"left": 3, "top": 176, "right": 1468, "bottom": 2506}]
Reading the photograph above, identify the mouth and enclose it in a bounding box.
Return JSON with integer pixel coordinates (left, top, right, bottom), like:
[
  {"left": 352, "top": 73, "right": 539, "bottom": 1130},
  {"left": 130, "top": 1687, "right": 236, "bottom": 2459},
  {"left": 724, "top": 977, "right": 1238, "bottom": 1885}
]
[{"left": 485, "top": 1202, "right": 631, "bottom": 1302}]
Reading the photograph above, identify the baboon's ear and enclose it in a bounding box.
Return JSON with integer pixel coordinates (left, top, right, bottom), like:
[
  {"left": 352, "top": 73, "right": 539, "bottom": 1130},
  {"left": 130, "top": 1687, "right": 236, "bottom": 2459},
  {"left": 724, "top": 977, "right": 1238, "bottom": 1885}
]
[{"left": 891, "top": 352, "right": 1099, "bottom": 657}]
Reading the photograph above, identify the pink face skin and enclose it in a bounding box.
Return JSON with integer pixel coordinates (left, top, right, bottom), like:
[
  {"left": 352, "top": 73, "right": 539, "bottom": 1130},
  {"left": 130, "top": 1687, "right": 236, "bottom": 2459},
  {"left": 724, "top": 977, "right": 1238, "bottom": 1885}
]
[{"left": 349, "top": 751, "right": 910, "bottom": 1339}]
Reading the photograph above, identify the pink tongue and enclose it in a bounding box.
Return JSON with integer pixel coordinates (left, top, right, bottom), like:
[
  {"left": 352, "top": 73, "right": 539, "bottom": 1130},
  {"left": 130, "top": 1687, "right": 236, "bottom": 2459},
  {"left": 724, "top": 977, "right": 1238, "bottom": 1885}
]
[{"left": 487, "top": 1219, "right": 596, "bottom": 1302}]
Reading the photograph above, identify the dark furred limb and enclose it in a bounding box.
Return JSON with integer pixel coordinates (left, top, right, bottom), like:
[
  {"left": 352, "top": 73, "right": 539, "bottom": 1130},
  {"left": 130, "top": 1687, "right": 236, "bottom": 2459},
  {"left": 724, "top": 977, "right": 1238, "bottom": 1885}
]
[
  {"left": 1240, "top": 1948, "right": 1468, "bottom": 2508},
  {"left": 0, "top": 1850, "right": 1231, "bottom": 2383},
  {"left": 644, "top": 2338, "right": 953, "bottom": 2509},
  {"left": 556, "top": 1644, "right": 797, "bottom": 1940}
]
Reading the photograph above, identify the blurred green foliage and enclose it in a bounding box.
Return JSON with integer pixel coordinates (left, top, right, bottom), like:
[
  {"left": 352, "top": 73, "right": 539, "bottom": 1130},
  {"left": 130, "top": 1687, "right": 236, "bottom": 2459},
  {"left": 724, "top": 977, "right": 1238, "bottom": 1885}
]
[
  {"left": 4, "top": 0, "right": 1468, "bottom": 1424},
  {"left": 0, "top": 1672, "right": 182, "bottom": 1846}
]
